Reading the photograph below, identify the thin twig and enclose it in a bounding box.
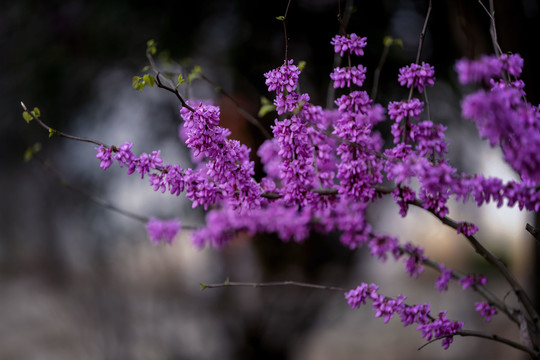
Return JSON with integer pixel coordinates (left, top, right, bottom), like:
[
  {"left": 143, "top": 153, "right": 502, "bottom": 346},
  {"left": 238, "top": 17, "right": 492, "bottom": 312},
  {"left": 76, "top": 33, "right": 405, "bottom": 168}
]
[
  {"left": 21, "top": 102, "right": 105, "bottom": 147},
  {"left": 477, "top": 0, "right": 503, "bottom": 57},
  {"left": 371, "top": 40, "right": 391, "bottom": 102},
  {"left": 407, "top": 0, "right": 432, "bottom": 103},
  {"left": 145, "top": 53, "right": 195, "bottom": 112},
  {"left": 326, "top": 0, "right": 354, "bottom": 109},
  {"left": 414, "top": 0, "right": 433, "bottom": 65},
  {"left": 282, "top": 0, "right": 293, "bottom": 61}
]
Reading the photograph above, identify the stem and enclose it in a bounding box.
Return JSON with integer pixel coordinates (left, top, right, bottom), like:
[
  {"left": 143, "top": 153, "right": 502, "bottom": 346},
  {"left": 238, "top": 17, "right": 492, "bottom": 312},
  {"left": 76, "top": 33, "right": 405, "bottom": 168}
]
[
  {"left": 326, "top": 0, "right": 354, "bottom": 109},
  {"left": 371, "top": 41, "right": 391, "bottom": 102},
  {"left": 282, "top": 0, "right": 292, "bottom": 61},
  {"left": 414, "top": 0, "right": 432, "bottom": 65}
]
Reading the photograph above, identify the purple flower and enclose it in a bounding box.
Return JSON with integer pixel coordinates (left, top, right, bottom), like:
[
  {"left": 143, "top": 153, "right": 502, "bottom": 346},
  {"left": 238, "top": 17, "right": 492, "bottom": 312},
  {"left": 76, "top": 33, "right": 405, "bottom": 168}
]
[
  {"left": 459, "top": 274, "right": 487, "bottom": 290},
  {"left": 387, "top": 98, "right": 424, "bottom": 123},
  {"left": 403, "top": 243, "right": 426, "bottom": 278},
  {"left": 368, "top": 235, "right": 399, "bottom": 261},
  {"left": 330, "top": 65, "right": 367, "bottom": 88},
  {"left": 114, "top": 141, "right": 136, "bottom": 168},
  {"left": 399, "top": 303, "right": 431, "bottom": 327},
  {"left": 435, "top": 265, "right": 453, "bottom": 292},
  {"left": 95, "top": 145, "right": 113, "bottom": 170},
  {"left": 398, "top": 62, "right": 435, "bottom": 93},
  {"left": 475, "top": 301, "right": 498, "bottom": 322},
  {"left": 455, "top": 55, "right": 502, "bottom": 84},
  {"left": 409, "top": 121, "right": 448, "bottom": 157},
  {"left": 145, "top": 217, "right": 181, "bottom": 245},
  {"left": 417, "top": 311, "right": 463, "bottom": 350},
  {"left": 264, "top": 59, "right": 300, "bottom": 94},
  {"left": 345, "top": 283, "right": 379, "bottom": 309},
  {"left": 391, "top": 186, "right": 416, "bottom": 217},
  {"left": 455, "top": 53, "right": 523, "bottom": 84},
  {"left": 335, "top": 91, "right": 372, "bottom": 115},
  {"left": 456, "top": 222, "right": 479, "bottom": 236},
  {"left": 331, "top": 33, "right": 367, "bottom": 57},
  {"left": 135, "top": 150, "right": 163, "bottom": 179}
]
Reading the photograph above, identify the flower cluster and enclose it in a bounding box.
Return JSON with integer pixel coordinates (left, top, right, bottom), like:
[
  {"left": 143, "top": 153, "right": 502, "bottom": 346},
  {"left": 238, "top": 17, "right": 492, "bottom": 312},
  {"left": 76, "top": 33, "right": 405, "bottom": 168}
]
[
  {"left": 331, "top": 33, "right": 367, "bottom": 57},
  {"left": 455, "top": 53, "right": 524, "bottom": 84},
  {"left": 397, "top": 62, "right": 435, "bottom": 93},
  {"left": 459, "top": 274, "right": 487, "bottom": 290},
  {"left": 345, "top": 283, "right": 463, "bottom": 349},
  {"left": 145, "top": 217, "right": 181, "bottom": 245},
  {"left": 475, "top": 301, "right": 498, "bottom": 322},
  {"left": 330, "top": 65, "right": 367, "bottom": 88}
]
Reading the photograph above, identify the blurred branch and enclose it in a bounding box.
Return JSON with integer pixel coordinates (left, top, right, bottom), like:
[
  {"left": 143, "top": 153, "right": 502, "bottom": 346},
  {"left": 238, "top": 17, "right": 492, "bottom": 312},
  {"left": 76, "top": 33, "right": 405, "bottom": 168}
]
[
  {"left": 201, "top": 279, "right": 349, "bottom": 292},
  {"left": 526, "top": 223, "right": 540, "bottom": 244},
  {"left": 411, "top": 199, "right": 538, "bottom": 328},
  {"left": 419, "top": 329, "right": 539, "bottom": 358}
]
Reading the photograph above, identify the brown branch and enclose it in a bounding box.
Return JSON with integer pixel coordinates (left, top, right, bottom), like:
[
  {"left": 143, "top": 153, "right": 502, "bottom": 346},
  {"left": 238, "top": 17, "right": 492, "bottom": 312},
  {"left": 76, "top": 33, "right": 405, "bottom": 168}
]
[
  {"left": 526, "top": 223, "right": 540, "bottom": 244},
  {"left": 410, "top": 199, "right": 538, "bottom": 328},
  {"left": 418, "top": 329, "right": 539, "bottom": 358},
  {"left": 200, "top": 279, "right": 349, "bottom": 292}
]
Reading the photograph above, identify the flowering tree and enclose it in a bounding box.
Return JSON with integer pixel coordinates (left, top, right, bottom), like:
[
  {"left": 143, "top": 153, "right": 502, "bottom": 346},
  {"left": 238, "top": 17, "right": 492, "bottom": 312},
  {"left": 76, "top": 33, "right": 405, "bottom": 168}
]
[{"left": 21, "top": 0, "right": 540, "bottom": 358}]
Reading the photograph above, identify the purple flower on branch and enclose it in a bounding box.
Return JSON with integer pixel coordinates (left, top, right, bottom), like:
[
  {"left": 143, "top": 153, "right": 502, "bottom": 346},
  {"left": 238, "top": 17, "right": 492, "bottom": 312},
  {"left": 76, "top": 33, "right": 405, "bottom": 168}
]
[
  {"left": 331, "top": 33, "right": 367, "bottom": 57},
  {"left": 475, "top": 301, "right": 498, "bottom": 322},
  {"left": 95, "top": 145, "right": 113, "bottom": 170},
  {"left": 264, "top": 59, "right": 300, "bottom": 94},
  {"left": 398, "top": 62, "right": 435, "bottom": 93},
  {"left": 435, "top": 265, "right": 453, "bottom": 292},
  {"left": 330, "top": 65, "right": 367, "bottom": 88}
]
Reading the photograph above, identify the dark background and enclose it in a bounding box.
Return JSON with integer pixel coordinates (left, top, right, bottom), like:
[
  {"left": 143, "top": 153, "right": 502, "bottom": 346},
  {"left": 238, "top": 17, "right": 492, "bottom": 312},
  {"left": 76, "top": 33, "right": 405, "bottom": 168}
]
[{"left": 2, "top": 0, "right": 540, "bottom": 359}]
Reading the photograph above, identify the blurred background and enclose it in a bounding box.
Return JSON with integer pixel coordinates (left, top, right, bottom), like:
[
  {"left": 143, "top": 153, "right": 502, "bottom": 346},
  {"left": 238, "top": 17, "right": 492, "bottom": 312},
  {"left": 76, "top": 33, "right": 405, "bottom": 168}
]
[{"left": 2, "top": 0, "right": 540, "bottom": 359}]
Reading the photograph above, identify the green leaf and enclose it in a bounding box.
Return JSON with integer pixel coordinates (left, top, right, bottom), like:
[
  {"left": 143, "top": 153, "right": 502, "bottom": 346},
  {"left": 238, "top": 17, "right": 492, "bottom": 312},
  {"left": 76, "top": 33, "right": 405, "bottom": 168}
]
[
  {"left": 22, "top": 111, "right": 33, "bottom": 123},
  {"left": 176, "top": 74, "right": 185, "bottom": 88},
  {"left": 187, "top": 65, "right": 203, "bottom": 84},
  {"left": 146, "top": 39, "right": 157, "bottom": 55},
  {"left": 298, "top": 60, "right": 306, "bottom": 72},
  {"left": 142, "top": 65, "right": 150, "bottom": 72},
  {"left": 143, "top": 74, "right": 155, "bottom": 87},
  {"left": 32, "top": 107, "right": 41, "bottom": 118},
  {"left": 23, "top": 142, "right": 42, "bottom": 162},
  {"left": 258, "top": 97, "right": 276, "bottom": 117},
  {"left": 48, "top": 128, "right": 58, "bottom": 138},
  {"left": 132, "top": 76, "right": 141, "bottom": 88},
  {"left": 383, "top": 36, "right": 393, "bottom": 47},
  {"left": 276, "top": 15, "right": 285, "bottom": 21},
  {"left": 200, "top": 283, "right": 208, "bottom": 291}
]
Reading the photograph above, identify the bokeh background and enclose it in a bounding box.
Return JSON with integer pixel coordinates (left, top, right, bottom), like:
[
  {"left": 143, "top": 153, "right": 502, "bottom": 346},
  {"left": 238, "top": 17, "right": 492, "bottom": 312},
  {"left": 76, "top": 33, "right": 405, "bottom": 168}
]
[{"left": 2, "top": 0, "right": 540, "bottom": 359}]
